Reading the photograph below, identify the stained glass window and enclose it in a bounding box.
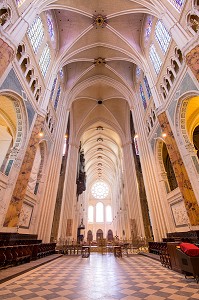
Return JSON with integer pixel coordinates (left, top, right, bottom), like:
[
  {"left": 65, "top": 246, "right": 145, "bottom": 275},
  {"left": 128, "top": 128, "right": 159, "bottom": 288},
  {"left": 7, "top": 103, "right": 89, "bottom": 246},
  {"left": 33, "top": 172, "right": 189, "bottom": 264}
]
[
  {"left": 91, "top": 181, "right": 109, "bottom": 199},
  {"left": 16, "top": 0, "right": 26, "bottom": 7},
  {"left": 39, "top": 44, "right": 51, "bottom": 77},
  {"left": 144, "top": 76, "right": 152, "bottom": 99},
  {"left": 145, "top": 16, "right": 153, "bottom": 40},
  {"left": 149, "top": 44, "right": 162, "bottom": 74},
  {"left": 106, "top": 205, "right": 112, "bottom": 222},
  {"left": 27, "top": 17, "right": 44, "bottom": 53},
  {"left": 168, "top": 0, "right": 185, "bottom": 11},
  {"left": 136, "top": 66, "right": 141, "bottom": 77},
  {"left": 140, "top": 84, "right": 147, "bottom": 110},
  {"left": 60, "top": 68, "right": 64, "bottom": 78},
  {"left": 88, "top": 206, "right": 94, "bottom": 223},
  {"left": 96, "top": 202, "right": 104, "bottom": 222},
  {"left": 155, "top": 20, "right": 171, "bottom": 54},
  {"left": 54, "top": 85, "right": 61, "bottom": 110},
  {"left": 50, "top": 77, "right": 57, "bottom": 100},
  {"left": 47, "top": 14, "right": 54, "bottom": 41}
]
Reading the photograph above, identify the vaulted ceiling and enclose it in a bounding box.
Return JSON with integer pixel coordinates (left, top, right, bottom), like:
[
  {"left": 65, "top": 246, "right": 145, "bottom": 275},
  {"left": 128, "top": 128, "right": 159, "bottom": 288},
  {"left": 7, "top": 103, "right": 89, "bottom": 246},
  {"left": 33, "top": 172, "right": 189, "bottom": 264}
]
[{"left": 45, "top": 0, "right": 162, "bottom": 190}]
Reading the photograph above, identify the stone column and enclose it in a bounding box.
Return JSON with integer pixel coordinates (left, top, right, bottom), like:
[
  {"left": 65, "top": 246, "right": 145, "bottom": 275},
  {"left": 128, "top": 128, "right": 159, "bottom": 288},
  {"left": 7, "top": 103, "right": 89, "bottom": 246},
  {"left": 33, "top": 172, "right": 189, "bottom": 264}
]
[
  {"left": 3, "top": 114, "right": 44, "bottom": 227},
  {"left": 122, "top": 141, "right": 145, "bottom": 239},
  {"left": 0, "top": 38, "right": 14, "bottom": 79},
  {"left": 57, "top": 143, "right": 79, "bottom": 242},
  {"left": 158, "top": 112, "right": 199, "bottom": 226},
  {"left": 186, "top": 45, "right": 199, "bottom": 82}
]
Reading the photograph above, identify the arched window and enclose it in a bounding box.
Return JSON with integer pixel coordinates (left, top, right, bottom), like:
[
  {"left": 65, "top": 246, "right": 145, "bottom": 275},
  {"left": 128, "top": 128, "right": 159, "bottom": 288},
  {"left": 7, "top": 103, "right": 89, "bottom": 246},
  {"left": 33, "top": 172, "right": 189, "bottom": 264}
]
[
  {"left": 168, "top": 0, "right": 185, "bottom": 12},
  {"left": 91, "top": 181, "right": 109, "bottom": 199},
  {"left": 155, "top": 20, "right": 171, "bottom": 54},
  {"left": 39, "top": 44, "right": 51, "bottom": 77},
  {"left": 149, "top": 44, "right": 162, "bottom": 74},
  {"left": 139, "top": 84, "right": 147, "bottom": 109},
  {"left": 47, "top": 14, "right": 54, "bottom": 41},
  {"left": 16, "top": 0, "right": 26, "bottom": 7},
  {"left": 50, "top": 78, "right": 57, "bottom": 101},
  {"left": 27, "top": 16, "right": 44, "bottom": 53},
  {"left": 96, "top": 202, "right": 104, "bottom": 222},
  {"left": 88, "top": 205, "right": 94, "bottom": 223},
  {"left": 143, "top": 76, "right": 152, "bottom": 99},
  {"left": 54, "top": 85, "right": 61, "bottom": 110},
  {"left": 60, "top": 68, "right": 64, "bottom": 78},
  {"left": 145, "top": 16, "right": 153, "bottom": 40},
  {"left": 136, "top": 66, "right": 141, "bottom": 77},
  {"left": 106, "top": 205, "right": 112, "bottom": 222}
]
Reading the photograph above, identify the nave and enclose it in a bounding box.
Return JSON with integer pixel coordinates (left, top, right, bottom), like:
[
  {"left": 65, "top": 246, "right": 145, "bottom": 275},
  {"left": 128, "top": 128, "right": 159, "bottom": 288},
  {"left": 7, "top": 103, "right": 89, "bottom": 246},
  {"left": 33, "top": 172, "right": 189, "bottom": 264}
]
[{"left": 0, "top": 254, "right": 199, "bottom": 300}]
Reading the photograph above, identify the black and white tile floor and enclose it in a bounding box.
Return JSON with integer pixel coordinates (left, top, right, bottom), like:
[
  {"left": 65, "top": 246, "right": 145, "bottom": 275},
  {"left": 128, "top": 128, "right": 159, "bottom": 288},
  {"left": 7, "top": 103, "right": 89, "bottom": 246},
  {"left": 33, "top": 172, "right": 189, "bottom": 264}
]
[{"left": 0, "top": 253, "right": 199, "bottom": 299}]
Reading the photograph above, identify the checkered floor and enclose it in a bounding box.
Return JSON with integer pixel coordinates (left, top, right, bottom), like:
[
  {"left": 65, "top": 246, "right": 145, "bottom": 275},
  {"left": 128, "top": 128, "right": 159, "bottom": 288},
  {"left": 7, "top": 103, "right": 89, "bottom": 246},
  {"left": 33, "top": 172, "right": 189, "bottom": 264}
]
[{"left": 0, "top": 253, "right": 199, "bottom": 299}]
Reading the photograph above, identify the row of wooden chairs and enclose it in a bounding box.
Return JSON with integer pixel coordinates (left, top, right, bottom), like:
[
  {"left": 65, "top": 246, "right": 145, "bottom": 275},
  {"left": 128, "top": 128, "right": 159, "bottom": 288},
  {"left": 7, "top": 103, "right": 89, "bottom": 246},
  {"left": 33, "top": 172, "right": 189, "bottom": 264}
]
[
  {"left": 0, "top": 239, "right": 42, "bottom": 246},
  {"left": 148, "top": 242, "right": 167, "bottom": 255},
  {"left": 0, "top": 242, "right": 56, "bottom": 269}
]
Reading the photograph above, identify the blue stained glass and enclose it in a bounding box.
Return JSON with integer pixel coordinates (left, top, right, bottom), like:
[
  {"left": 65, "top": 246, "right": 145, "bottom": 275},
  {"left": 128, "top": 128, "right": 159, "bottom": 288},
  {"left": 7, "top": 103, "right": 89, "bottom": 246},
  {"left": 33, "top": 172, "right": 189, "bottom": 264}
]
[
  {"left": 60, "top": 68, "right": 64, "bottom": 78},
  {"left": 47, "top": 14, "right": 54, "bottom": 41},
  {"left": 54, "top": 85, "right": 61, "bottom": 110},
  {"left": 50, "top": 77, "right": 57, "bottom": 100},
  {"left": 144, "top": 76, "right": 152, "bottom": 99},
  {"left": 145, "top": 16, "right": 152, "bottom": 39},
  {"left": 16, "top": 0, "right": 26, "bottom": 7},
  {"left": 168, "top": 0, "right": 185, "bottom": 11},
  {"left": 140, "top": 84, "right": 147, "bottom": 110},
  {"left": 149, "top": 44, "right": 162, "bottom": 74},
  {"left": 27, "top": 16, "right": 44, "bottom": 53},
  {"left": 136, "top": 66, "right": 141, "bottom": 77},
  {"left": 155, "top": 20, "right": 171, "bottom": 54}
]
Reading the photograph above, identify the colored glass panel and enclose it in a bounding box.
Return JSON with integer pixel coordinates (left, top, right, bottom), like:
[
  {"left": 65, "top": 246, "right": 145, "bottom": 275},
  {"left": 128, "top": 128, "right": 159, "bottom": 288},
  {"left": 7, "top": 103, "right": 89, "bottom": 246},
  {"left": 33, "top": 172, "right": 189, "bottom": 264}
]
[
  {"left": 39, "top": 44, "right": 51, "bottom": 77},
  {"left": 168, "top": 0, "right": 185, "bottom": 11},
  {"left": 27, "top": 16, "right": 44, "bottom": 53},
  {"left": 155, "top": 20, "right": 171, "bottom": 54},
  {"left": 47, "top": 14, "right": 54, "bottom": 41},
  {"left": 140, "top": 84, "right": 147, "bottom": 110},
  {"left": 16, "top": 0, "right": 26, "bottom": 7},
  {"left": 54, "top": 85, "right": 61, "bottom": 110},
  {"left": 149, "top": 44, "right": 162, "bottom": 74},
  {"left": 144, "top": 76, "right": 152, "bottom": 99},
  {"left": 50, "top": 77, "right": 57, "bottom": 100}
]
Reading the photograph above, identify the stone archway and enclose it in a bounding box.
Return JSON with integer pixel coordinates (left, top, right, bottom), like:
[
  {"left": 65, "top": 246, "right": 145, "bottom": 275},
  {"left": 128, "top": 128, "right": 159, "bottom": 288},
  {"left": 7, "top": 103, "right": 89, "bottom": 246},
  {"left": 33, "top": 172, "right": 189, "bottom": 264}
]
[
  {"left": 0, "top": 93, "right": 28, "bottom": 175},
  {"left": 96, "top": 229, "right": 103, "bottom": 240}
]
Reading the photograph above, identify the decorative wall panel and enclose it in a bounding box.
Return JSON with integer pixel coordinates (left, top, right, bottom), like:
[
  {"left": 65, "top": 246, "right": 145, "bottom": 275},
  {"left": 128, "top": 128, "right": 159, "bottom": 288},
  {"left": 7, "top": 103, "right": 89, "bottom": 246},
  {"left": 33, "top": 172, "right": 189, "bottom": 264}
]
[
  {"left": 158, "top": 112, "right": 199, "bottom": 225},
  {"left": 171, "top": 200, "right": 189, "bottom": 227},
  {"left": 19, "top": 202, "right": 34, "bottom": 229},
  {"left": 0, "top": 39, "right": 14, "bottom": 78},
  {"left": 186, "top": 45, "right": 199, "bottom": 82},
  {"left": 3, "top": 114, "right": 45, "bottom": 228}
]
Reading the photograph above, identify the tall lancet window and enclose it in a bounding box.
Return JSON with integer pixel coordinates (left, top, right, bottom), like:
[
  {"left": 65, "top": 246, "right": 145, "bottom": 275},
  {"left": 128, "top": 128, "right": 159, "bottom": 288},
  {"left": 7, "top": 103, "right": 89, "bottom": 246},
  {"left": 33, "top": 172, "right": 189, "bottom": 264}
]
[
  {"left": 106, "top": 205, "right": 112, "bottom": 223},
  {"left": 47, "top": 14, "right": 54, "bottom": 41},
  {"left": 96, "top": 202, "right": 104, "bottom": 222},
  {"left": 54, "top": 85, "right": 61, "bottom": 110},
  {"left": 144, "top": 76, "right": 152, "bottom": 99},
  {"left": 27, "top": 16, "right": 44, "bottom": 53},
  {"left": 50, "top": 77, "right": 57, "bottom": 101},
  {"left": 88, "top": 206, "right": 94, "bottom": 223},
  {"left": 39, "top": 44, "right": 51, "bottom": 77},
  {"left": 168, "top": 0, "right": 185, "bottom": 11},
  {"left": 145, "top": 16, "right": 153, "bottom": 40},
  {"left": 16, "top": 0, "right": 26, "bottom": 7},
  {"left": 155, "top": 20, "right": 171, "bottom": 54},
  {"left": 149, "top": 44, "right": 162, "bottom": 74},
  {"left": 140, "top": 84, "right": 147, "bottom": 110}
]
